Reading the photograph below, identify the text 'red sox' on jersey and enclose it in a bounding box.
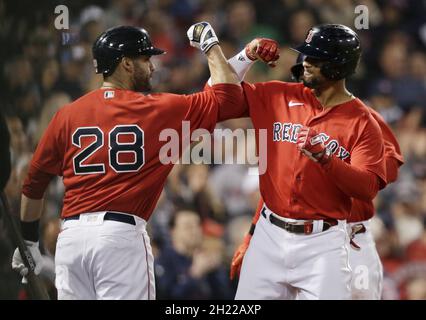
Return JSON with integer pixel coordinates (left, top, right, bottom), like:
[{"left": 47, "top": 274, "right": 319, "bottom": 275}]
[
  {"left": 349, "top": 108, "right": 404, "bottom": 222},
  {"left": 242, "top": 81, "right": 387, "bottom": 221},
  {"left": 22, "top": 84, "right": 243, "bottom": 220}
]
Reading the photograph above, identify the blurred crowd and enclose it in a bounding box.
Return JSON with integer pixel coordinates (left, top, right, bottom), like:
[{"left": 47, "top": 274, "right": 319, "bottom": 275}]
[{"left": 0, "top": 0, "right": 425, "bottom": 300}]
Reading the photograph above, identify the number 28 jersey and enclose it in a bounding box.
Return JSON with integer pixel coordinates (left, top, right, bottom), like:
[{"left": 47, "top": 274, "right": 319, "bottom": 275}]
[{"left": 29, "top": 85, "right": 242, "bottom": 220}]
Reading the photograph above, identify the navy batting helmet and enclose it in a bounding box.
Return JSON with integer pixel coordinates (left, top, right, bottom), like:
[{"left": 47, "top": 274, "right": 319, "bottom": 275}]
[
  {"left": 290, "top": 53, "right": 305, "bottom": 82},
  {"left": 292, "top": 24, "right": 361, "bottom": 80},
  {"left": 92, "top": 26, "right": 165, "bottom": 76}
]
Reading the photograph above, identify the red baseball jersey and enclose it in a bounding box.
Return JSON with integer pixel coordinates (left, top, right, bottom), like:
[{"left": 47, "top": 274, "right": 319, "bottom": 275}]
[
  {"left": 349, "top": 108, "right": 404, "bottom": 222},
  {"left": 242, "top": 81, "right": 386, "bottom": 220},
  {"left": 27, "top": 84, "right": 243, "bottom": 220}
]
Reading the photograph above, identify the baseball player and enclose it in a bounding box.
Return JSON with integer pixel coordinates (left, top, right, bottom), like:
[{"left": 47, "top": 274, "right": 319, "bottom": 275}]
[
  {"left": 231, "top": 56, "right": 404, "bottom": 300},
  {"left": 210, "top": 24, "right": 387, "bottom": 299},
  {"left": 11, "top": 23, "right": 245, "bottom": 300},
  {"left": 232, "top": 112, "right": 404, "bottom": 299}
]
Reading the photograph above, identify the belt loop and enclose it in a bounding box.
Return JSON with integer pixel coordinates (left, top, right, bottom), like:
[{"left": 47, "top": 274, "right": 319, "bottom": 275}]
[
  {"left": 312, "top": 220, "right": 324, "bottom": 233},
  {"left": 304, "top": 221, "right": 313, "bottom": 234}
]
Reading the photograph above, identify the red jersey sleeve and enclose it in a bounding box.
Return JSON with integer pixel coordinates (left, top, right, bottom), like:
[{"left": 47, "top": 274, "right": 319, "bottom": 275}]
[
  {"left": 349, "top": 110, "right": 404, "bottom": 222},
  {"left": 166, "top": 83, "right": 243, "bottom": 131},
  {"left": 349, "top": 112, "right": 387, "bottom": 186},
  {"left": 323, "top": 111, "right": 387, "bottom": 202},
  {"left": 203, "top": 83, "right": 248, "bottom": 121},
  {"left": 369, "top": 108, "right": 404, "bottom": 184}
]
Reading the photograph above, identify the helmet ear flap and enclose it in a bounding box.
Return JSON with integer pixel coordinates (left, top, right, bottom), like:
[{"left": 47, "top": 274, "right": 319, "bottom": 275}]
[
  {"left": 320, "top": 57, "right": 360, "bottom": 80},
  {"left": 291, "top": 63, "right": 304, "bottom": 81},
  {"left": 320, "top": 62, "right": 343, "bottom": 80}
]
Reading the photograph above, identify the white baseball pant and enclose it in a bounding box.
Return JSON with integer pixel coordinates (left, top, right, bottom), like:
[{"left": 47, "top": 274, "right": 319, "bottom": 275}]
[
  {"left": 235, "top": 206, "right": 352, "bottom": 300},
  {"left": 348, "top": 220, "right": 383, "bottom": 300},
  {"left": 55, "top": 211, "right": 155, "bottom": 300}
]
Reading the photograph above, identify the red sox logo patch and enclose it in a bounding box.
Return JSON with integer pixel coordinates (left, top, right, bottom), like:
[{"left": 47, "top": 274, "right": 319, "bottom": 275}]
[{"left": 305, "top": 30, "right": 314, "bottom": 43}]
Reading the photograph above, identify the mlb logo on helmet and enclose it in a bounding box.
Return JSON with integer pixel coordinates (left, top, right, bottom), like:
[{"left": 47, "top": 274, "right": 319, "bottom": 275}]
[{"left": 305, "top": 30, "right": 314, "bottom": 43}]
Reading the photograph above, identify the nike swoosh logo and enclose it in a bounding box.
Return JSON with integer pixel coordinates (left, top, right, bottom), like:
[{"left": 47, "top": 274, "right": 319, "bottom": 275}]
[{"left": 289, "top": 101, "right": 304, "bottom": 107}]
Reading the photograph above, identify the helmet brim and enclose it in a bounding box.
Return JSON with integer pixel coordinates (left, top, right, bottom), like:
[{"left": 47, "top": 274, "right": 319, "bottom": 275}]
[
  {"left": 145, "top": 47, "right": 166, "bottom": 56},
  {"left": 291, "top": 44, "right": 330, "bottom": 60}
]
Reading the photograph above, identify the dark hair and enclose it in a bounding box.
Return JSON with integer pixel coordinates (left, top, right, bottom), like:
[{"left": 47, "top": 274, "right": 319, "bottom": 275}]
[{"left": 168, "top": 205, "right": 199, "bottom": 230}]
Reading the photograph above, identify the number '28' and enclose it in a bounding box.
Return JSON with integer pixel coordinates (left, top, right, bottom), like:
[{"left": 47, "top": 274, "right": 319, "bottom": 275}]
[{"left": 72, "top": 125, "right": 145, "bottom": 175}]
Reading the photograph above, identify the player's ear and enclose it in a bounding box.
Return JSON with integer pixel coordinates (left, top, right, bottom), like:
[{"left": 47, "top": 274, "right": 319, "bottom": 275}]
[{"left": 121, "top": 57, "right": 134, "bottom": 74}]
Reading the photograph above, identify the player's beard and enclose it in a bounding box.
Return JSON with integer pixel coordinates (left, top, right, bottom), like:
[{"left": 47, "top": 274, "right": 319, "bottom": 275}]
[
  {"left": 301, "top": 72, "right": 323, "bottom": 89},
  {"left": 301, "top": 72, "right": 331, "bottom": 90},
  {"left": 132, "top": 63, "right": 152, "bottom": 92},
  {"left": 302, "top": 78, "right": 320, "bottom": 89}
]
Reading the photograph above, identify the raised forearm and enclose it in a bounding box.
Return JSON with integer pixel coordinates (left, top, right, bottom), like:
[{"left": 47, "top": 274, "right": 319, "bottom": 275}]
[
  {"left": 206, "top": 45, "right": 240, "bottom": 85},
  {"left": 208, "top": 38, "right": 279, "bottom": 85}
]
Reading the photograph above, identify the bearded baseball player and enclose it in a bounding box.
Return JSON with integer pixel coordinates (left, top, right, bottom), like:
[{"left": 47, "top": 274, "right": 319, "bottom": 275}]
[
  {"left": 230, "top": 52, "right": 404, "bottom": 300},
  {"left": 11, "top": 23, "right": 245, "bottom": 299},
  {"left": 208, "top": 24, "right": 387, "bottom": 299}
]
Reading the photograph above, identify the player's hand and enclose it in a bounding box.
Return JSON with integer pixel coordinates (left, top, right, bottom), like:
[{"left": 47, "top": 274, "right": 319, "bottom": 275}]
[
  {"left": 245, "top": 38, "right": 280, "bottom": 67},
  {"left": 12, "top": 241, "right": 43, "bottom": 283},
  {"left": 187, "top": 22, "right": 219, "bottom": 53},
  {"left": 230, "top": 234, "right": 252, "bottom": 280},
  {"left": 297, "top": 126, "right": 331, "bottom": 165}
]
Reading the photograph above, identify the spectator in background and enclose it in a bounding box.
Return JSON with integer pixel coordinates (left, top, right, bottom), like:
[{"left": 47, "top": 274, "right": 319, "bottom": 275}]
[
  {"left": 369, "top": 34, "right": 426, "bottom": 110},
  {"left": 224, "top": 214, "right": 253, "bottom": 291},
  {"left": 4, "top": 115, "right": 32, "bottom": 213},
  {"left": 0, "top": 110, "right": 11, "bottom": 191},
  {"left": 155, "top": 209, "right": 232, "bottom": 299},
  {"left": 368, "top": 84, "right": 403, "bottom": 125},
  {"left": 406, "top": 218, "right": 426, "bottom": 262},
  {"left": 39, "top": 60, "right": 60, "bottom": 99},
  {"left": 226, "top": 0, "right": 279, "bottom": 47},
  {"left": 166, "top": 164, "right": 224, "bottom": 221},
  {"left": 405, "top": 276, "right": 426, "bottom": 300},
  {"left": 35, "top": 93, "right": 71, "bottom": 147},
  {"left": 286, "top": 8, "right": 318, "bottom": 45},
  {"left": 316, "top": 0, "right": 359, "bottom": 27},
  {"left": 54, "top": 46, "right": 85, "bottom": 100}
]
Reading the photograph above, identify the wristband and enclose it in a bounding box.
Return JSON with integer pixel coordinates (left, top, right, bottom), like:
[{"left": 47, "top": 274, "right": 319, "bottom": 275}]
[
  {"left": 227, "top": 48, "right": 257, "bottom": 82},
  {"left": 20, "top": 220, "right": 40, "bottom": 242}
]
